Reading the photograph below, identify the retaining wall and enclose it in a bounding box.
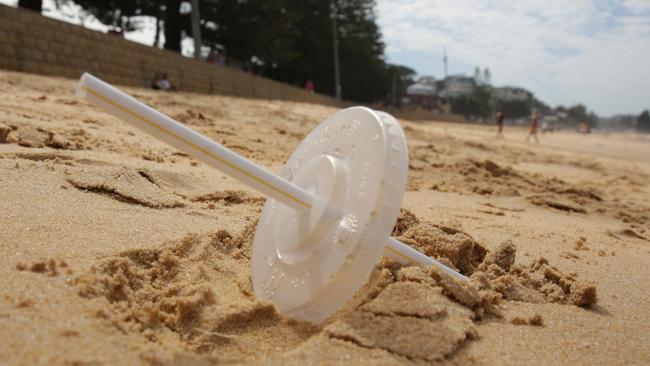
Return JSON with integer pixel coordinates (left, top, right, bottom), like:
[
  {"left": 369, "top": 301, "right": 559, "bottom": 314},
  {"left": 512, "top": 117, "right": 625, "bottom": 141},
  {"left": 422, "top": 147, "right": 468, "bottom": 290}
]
[{"left": 0, "top": 4, "right": 343, "bottom": 106}]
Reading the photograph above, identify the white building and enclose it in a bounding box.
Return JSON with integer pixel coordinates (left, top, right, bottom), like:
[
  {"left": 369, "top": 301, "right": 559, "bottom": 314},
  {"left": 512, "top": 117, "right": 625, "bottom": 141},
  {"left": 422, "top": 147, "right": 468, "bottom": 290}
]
[
  {"left": 406, "top": 83, "right": 436, "bottom": 96},
  {"left": 440, "top": 75, "right": 475, "bottom": 98},
  {"left": 492, "top": 86, "right": 531, "bottom": 102},
  {"left": 417, "top": 76, "right": 437, "bottom": 87},
  {"left": 405, "top": 80, "right": 439, "bottom": 110}
]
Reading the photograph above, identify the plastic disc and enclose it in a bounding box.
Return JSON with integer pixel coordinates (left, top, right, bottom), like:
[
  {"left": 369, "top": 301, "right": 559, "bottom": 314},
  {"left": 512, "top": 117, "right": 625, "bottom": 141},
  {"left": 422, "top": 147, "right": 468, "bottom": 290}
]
[{"left": 251, "top": 107, "right": 408, "bottom": 323}]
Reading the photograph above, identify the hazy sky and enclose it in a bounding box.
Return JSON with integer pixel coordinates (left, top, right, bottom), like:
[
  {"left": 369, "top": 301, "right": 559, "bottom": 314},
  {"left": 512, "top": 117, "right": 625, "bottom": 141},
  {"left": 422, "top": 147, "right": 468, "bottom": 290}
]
[
  {"left": 376, "top": 0, "right": 650, "bottom": 116},
  {"left": 2, "top": 0, "right": 648, "bottom": 115}
]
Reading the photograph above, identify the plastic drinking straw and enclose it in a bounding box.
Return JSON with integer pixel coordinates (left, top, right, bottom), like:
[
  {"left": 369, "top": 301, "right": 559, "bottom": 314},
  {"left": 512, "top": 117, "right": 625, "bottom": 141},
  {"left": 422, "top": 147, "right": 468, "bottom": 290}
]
[{"left": 76, "top": 72, "right": 469, "bottom": 282}]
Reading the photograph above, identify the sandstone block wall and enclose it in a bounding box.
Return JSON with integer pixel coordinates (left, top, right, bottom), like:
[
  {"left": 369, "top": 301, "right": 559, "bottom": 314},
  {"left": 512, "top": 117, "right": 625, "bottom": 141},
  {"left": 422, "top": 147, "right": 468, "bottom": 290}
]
[{"left": 0, "top": 4, "right": 343, "bottom": 107}]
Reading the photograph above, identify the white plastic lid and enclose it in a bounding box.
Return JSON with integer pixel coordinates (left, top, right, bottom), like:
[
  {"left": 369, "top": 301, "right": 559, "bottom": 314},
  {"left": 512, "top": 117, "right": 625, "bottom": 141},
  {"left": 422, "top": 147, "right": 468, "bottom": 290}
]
[{"left": 252, "top": 107, "right": 408, "bottom": 323}]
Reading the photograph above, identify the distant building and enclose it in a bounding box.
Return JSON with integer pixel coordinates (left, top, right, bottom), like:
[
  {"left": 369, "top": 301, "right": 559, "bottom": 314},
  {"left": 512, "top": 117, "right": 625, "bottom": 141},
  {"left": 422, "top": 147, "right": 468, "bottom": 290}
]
[
  {"left": 492, "top": 86, "right": 531, "bottom": 102},
  {"left": 405, "top": 79, "right": 438, "bottom": 110},
  {"left": 406, "top": 83, "right": 437, "bottom": 97},
  {"left": 417, "top": 76, "right": 437, "bottom": 87},
  {"left": 440, "top": 75, "right": 475, "bottom": 98}
]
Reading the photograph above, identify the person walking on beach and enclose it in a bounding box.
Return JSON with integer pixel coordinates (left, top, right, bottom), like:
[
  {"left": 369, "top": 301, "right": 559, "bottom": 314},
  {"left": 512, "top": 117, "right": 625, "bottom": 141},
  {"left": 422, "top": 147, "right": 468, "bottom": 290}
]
[
  {"left": 495, "top": 108, "right": 505, "bottom": 138},
  {"left": 526, "top": 111, "right": 539, "bottom": 143},
  {"left": 305, "top": 79, "right": 315, "bottom": 93}
]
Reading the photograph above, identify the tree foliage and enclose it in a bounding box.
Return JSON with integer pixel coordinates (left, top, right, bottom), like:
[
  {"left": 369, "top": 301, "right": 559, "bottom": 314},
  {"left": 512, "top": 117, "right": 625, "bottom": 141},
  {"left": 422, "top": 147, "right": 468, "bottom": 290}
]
[
  {"left": 64, "top": 0, "right": 160, "bottom": 32},
  {"left": 387, "top": 64, "right": 416, "bottom": 107},
  {"left": 68, "top": 0, "right": 399, "bottom": 102},
  {"left": 450, "top": 85, "right": 492, "bottom": 119},
  {"left": 638, "top": 110, "right": 650, "bottom": 133},
  {"left": 18, "top": 0, "right": 42, "bottom": 12},
  {"left": 551, "top": 104, "right": 599, "bottom": 127},
  {"left": 200, "top": 0, "right": 397, "bottom": 102},
  {"left": 199, "top": 0, "right": 302, "bottom": 72},
  {"left": 163, "top": 0, "right": 186, "bottom": 52},
  {"left": 566, "top": 104, "right": 598, "bottom": 127},
  {"left": 499, "top": 100, "right": 531, "bottom": 119}
]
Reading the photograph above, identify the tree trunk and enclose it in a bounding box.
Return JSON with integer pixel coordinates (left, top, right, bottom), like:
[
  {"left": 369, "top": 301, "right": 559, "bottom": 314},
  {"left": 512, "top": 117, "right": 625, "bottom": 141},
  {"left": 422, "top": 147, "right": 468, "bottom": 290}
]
[
  {"left": 18, "top": 0, "right": 42, "bottom": 13},
  {"left": 190, "top": 0, "right": 202, "bottom": 59},
  {"left": 164, "top": 0, "right": 182, "bottom": 53},
  {"left": 154, "top": 16, "right": 160, "bottom": 48}
]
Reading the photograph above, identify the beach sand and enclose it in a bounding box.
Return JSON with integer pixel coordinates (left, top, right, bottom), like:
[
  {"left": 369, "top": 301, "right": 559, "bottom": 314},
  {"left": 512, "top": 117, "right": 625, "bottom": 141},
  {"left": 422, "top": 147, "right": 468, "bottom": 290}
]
[{"left": 1, "top": 70, "right": 649, "bottom": 365}]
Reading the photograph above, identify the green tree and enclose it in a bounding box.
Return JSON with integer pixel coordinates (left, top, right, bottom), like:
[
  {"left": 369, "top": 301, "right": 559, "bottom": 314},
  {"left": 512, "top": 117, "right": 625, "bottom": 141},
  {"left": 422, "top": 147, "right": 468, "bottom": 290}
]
[
  {"left": 532, "top": 97, "right": 551, "bottom": 114},
  {"left": 163, "top": 0, "right": 186, "bottom": 53},
  {"left": 499, "top": 100, "right": 530, "bottom": 119},
  {"left": 332, "top": 0, "right": 391, "bottom": 102},
  {"left": 199, "top": 0, "right": 301, "bottom": 73},
  {"left": 65, "top": 0, "right": 159, "bottom": 32},
  {"left": 449, "top": 85, "right": 492, "bottom": 119},
  {"left": 18, "top": 0, "right": 42, "bottom": 12},
  {"left": 68, "top": 0, "right": 395, "bottom": 101},
  {"left": 208, "top": 0, "right": 391, "bottom": 102},
  {"left": 387, "top": 64, "right": 416, "bottom": 107},
  {"left": 551, "top": 104, "right": 598, "bottom": 127},
  {"left": 277, "top": 0, "right": 335, "bottom": 90},
  {"left": 638, "top": 110, "right": 650, "bottom": 133},
  {"left": 473, "top": 85, "right": 492, "bottom": 118},
  {"left": 66, "top": 0, "right": 187, "bottom": 52},
  {"left": 567, "top": 104, "right": 598, "bottom": 127}
]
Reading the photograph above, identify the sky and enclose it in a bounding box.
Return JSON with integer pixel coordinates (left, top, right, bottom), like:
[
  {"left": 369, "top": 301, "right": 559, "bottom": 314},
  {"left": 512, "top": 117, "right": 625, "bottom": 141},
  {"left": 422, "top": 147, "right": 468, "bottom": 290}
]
[
  {"left": 1, "top": 0, "right": 649, "bottom": 116},
  {"left": 375, "top": 0, "right": 650, "bottom": 116}
]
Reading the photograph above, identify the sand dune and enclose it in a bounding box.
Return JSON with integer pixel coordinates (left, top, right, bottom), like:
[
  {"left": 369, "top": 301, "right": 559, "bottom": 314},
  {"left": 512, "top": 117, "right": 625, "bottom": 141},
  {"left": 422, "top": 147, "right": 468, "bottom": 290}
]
[{"left": 1, "top": 71, "right": 649, "bottom": 365}]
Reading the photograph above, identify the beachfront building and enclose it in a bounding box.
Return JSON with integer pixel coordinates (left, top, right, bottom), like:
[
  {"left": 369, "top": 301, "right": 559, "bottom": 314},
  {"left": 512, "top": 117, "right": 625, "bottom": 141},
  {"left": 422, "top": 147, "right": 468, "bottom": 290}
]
[
  {"left": 492, "top": 86, "right": 532, "bottom": 102},
  {"left": 440, "top": 75, "right": 475, "bottom": 98},
  {"left": 403, "top": 76, "right": 445, "bottom": 111}
]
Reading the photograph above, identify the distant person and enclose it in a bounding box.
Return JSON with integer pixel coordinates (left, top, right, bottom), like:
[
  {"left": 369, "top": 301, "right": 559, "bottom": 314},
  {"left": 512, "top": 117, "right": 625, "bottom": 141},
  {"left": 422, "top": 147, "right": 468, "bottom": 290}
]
[
  {"left": 305, "top": 79, "right": 315, "bottom": 93},
  {"left": 157, "top": 73, "right": 172, "bottom": 91},
  {"left": 152, "top": 73, "right": 175, "bottom": 91},
  {"left": 495, "top": 109, "right": 505, "bottom": 138},
  {"left": 151, "top": 73, "right": 162, "bottom": 90},
  {"left": 526, "top": 111, "right": 539, "bottom": 143}
]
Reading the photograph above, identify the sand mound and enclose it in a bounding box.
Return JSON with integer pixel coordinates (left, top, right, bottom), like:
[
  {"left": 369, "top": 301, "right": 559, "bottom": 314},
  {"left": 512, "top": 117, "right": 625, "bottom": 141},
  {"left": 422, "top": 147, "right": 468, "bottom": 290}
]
[
  {"left": 391, "top": 208, "right": 420, "bottom": 236},
  {"left": 473, "top": 257, "right": 597, "bottom": 307},
  {"left": 65, "top": 207, "right": 599, "bottom": 364},
  {"left": 73, "top": 228, "right": 316, "bottom": 361},
  {"left": 1, "top": 122, "right": 87, "bottom": 150},
  {"left": 267, "top": 262, "right": 479, "bottom": 363},
  {"left": 398, "top": 222, "right": 488, "bottom": 275},
  {"left": 324, "top": 306, "right": 473, "bottom": 361},
  {"left": 67, "top": 166, "right": 185, "bottom": 208},
  {"left": 393, "top": 210, "right": 597, "bottom": 308}
]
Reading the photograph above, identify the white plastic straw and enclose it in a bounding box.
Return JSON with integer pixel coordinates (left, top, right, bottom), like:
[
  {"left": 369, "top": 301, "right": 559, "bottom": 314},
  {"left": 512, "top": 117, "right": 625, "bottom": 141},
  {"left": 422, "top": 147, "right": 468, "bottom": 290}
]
[
  {"left": 385, "top": 237, "right": 468, "bottom": 281},
  {"left": 75, "top": 73, "right": 469, "bottom": 282}
]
